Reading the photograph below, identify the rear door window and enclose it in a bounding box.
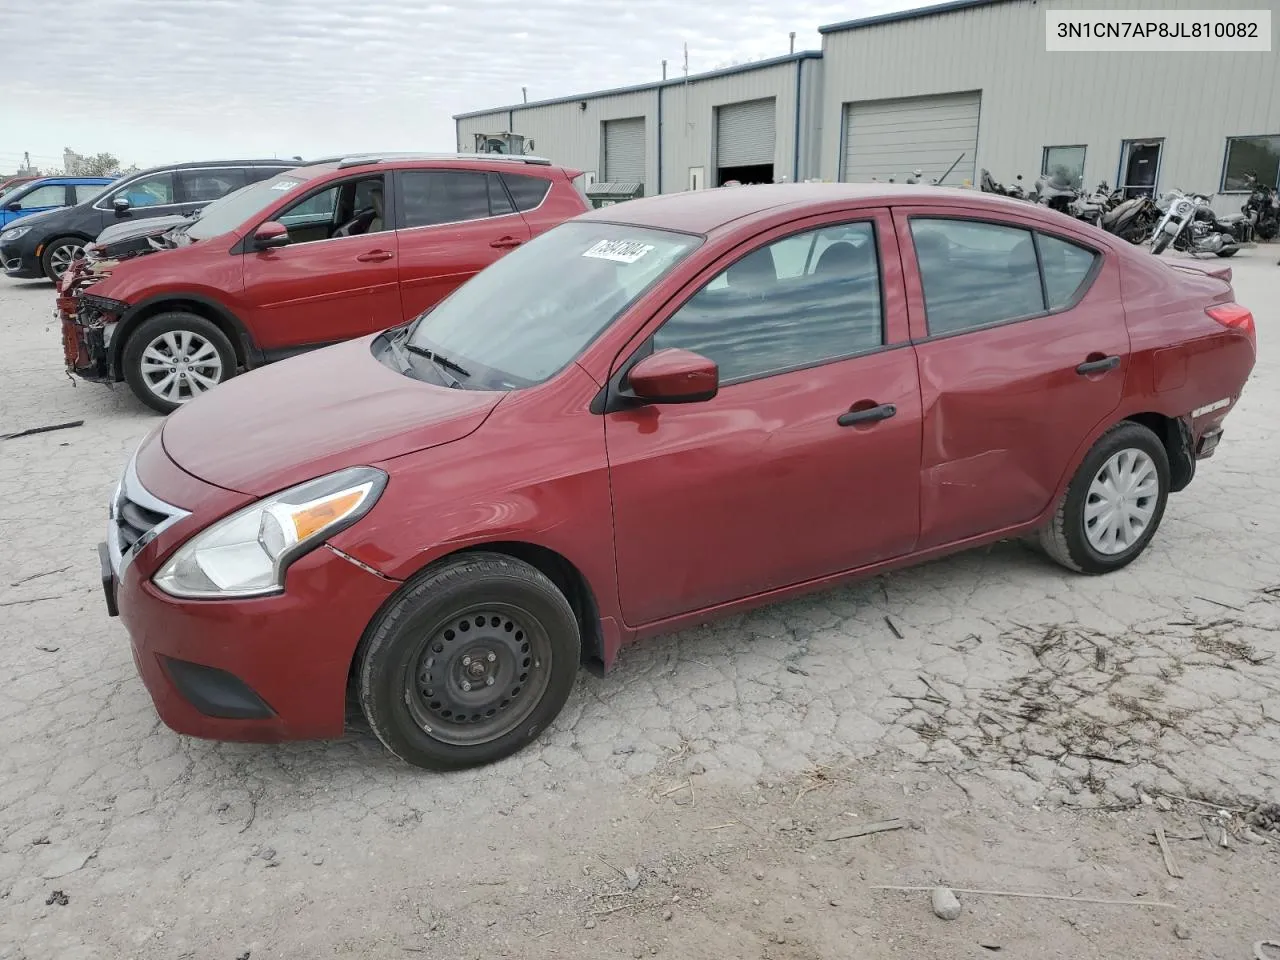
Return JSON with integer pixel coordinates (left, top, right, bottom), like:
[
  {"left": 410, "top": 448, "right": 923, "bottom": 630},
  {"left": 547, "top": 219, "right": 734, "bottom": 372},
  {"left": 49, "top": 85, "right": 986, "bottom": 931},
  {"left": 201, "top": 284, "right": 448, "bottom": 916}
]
[
  {"left": 177, "top": 169, "right": 247, "bottom": 203},
  {"left": 399, "top": 170, "right": 496, "bottom": 227},
  {"left": 501, "top": 173, "right": 552, "bottom": 212},
  {"left": 909, "top": 218, "right": 1045, "bottom": 336},
  {"left": 73, "top": 183, "right": 107, "bottom": 204}
]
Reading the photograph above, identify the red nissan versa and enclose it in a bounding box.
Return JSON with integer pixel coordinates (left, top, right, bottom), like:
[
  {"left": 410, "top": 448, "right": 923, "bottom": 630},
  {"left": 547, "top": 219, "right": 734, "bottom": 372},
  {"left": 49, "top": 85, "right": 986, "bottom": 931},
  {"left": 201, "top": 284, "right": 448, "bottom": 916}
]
[
  {"left": 59, "top": 154, "right": 587, "bottom": 413},
  {"left": 100, "top": 184, "right": 1257, "bottom": 770}
]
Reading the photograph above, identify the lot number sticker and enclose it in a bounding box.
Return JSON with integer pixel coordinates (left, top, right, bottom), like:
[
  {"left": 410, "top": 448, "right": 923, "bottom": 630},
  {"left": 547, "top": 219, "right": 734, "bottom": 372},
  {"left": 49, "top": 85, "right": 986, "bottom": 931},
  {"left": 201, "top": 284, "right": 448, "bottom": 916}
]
[
  {"left": 582, "top": 239, "right": 655, "bottom": 264},
  {"left": 270, "top": 180, "right": 300, "bottom": 191}
]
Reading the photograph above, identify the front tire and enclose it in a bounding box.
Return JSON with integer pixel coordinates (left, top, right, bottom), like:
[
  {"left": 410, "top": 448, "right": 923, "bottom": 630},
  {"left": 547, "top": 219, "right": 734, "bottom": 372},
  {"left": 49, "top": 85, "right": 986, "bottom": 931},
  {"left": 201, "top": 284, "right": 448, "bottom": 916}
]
[
  {"left": 41, "top": 236, "right": 87, "bottom": 282},
  {"left": 122, "top": 312, "right": 236, "bottom": 414},
  {"left": 357, "top": 553, "right": 581, "bottom": 770},
  {"left": 1039, "top": 422, "right": 1170, "bottom": 575},
  {"left": 1150, "top": 231, "right": 1172, "bottom": 255},
  {"left": 1216, "top": 247, "right": 1239, "bottom": 257}
]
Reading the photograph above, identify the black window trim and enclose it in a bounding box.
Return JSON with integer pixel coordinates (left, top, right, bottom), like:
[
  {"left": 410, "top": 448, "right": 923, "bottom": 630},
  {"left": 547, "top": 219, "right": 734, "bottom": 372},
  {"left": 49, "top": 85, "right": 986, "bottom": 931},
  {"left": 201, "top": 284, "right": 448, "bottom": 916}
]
[
  {"left": 229, "top": 171, "right": 393, "bottom": 255},
  {"left": 392, "top": 167, "right": 548, "bottom": 233},
  {"left": 1218, "top": 133, "right": 1280, "bottom": 195},
  {"left": 594, "top": 216, "right": 896, "bottom": 414},
  {"left": 906, "top": 213, "right": 1104, "bottom": 344}
]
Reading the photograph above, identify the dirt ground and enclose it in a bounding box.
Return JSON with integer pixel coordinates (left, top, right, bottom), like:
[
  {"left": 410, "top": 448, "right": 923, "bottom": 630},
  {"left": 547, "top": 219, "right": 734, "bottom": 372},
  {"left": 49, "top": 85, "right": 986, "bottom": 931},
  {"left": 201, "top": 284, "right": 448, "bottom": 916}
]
[{"left": 1, "top": 250, "right": 1278, "bottom": 960}]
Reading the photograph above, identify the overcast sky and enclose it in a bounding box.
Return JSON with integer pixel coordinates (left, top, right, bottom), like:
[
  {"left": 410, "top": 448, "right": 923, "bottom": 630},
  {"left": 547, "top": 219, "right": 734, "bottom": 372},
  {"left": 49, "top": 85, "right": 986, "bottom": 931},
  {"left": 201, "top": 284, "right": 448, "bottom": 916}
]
[{"left": 2, "top": 0, "right": 914, "bottom": 173}]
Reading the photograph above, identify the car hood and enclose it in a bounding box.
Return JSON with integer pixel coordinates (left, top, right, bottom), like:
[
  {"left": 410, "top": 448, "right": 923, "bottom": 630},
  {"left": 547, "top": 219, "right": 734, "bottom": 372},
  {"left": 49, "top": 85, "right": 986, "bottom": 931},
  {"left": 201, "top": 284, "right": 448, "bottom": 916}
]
[
  {"left": 95, "top": 214, "right": 189, "bottom": 248},
  {"left": 161, "top": 336, "right": 506, "bottom": 497}
]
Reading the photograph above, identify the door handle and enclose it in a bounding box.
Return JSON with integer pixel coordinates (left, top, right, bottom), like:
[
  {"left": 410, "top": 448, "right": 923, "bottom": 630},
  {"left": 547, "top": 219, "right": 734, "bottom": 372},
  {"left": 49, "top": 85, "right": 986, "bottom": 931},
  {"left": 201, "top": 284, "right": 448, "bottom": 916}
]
[
  {"left": 837, "top": 403, "right": 897, "bottom": 427},
  {"left": 356, "top": 250, "right": 394, "bottom": 263},
  {"left": 490, "top": 236, "right": 524, "bottom": 250},
  {"left": 1076, "top": 355, "right": 1120, "bottom": 375}
]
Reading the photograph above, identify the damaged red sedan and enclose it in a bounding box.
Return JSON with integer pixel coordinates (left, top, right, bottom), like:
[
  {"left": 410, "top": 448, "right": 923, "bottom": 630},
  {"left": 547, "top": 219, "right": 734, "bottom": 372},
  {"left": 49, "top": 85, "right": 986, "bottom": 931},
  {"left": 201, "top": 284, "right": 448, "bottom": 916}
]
[{"left": 101, "top": 184, "right": 1256, "bottom": 770}]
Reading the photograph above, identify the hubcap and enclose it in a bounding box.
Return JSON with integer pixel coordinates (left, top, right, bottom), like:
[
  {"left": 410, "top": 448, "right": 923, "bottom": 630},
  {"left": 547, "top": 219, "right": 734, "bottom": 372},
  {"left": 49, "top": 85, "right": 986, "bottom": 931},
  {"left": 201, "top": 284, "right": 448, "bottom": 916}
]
[
  {"left": 139, "top": 331, "right": 223, "bottom": 405},
  {"left": 50, "top": 243, "right": 85, "bottom": 277},
  {"left": 407, "top": 606, "right": 551, "bottom": 746},
  {"left": 1084, "top": 448, "right": 1159, "bottom": 555}
]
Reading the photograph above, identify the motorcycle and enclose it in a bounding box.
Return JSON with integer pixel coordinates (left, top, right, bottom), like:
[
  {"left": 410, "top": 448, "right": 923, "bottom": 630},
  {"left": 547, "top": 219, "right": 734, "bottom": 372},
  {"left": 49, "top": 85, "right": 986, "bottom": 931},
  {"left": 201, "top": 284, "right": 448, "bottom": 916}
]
[
  {"left": 979, "top": 169, "right": 1028, "bottom": 200},
  {"left": 1186, "top": 191, "right": 1255, "bottom": 245},
  {"left": 1032, "top": 170, "right": 1077, "bottom": 214},
  {"left": 1240, "top": 172, "right": 1279, "bottom": 241},
  {"left": 1096, "top": 193, "right": 1160, "bottom": 244},
  {"left": 1150, "top": 190, "right": 1238, "bottom": 257},
  {"left": 1067, "top": 181, "right": 1117, "bottom": 227}
]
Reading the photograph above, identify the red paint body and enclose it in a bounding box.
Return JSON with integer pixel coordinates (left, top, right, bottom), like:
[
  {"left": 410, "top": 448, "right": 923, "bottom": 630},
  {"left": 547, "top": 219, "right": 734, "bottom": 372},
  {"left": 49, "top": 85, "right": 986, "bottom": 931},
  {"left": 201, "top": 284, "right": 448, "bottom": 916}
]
[
  {"left": 113, "top": 184, "right": 1257, "bottom": 743},
  {"left": 60, "top": 157, "right": 587, "bottom": 376}
]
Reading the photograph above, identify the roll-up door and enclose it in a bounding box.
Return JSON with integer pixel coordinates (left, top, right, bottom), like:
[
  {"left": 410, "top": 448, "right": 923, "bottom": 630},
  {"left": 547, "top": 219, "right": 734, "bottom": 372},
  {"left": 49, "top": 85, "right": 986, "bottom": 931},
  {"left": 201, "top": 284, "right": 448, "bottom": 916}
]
[
  {"left": 842, "top": 91, "right": 980, "bottom": 186},
  {"left": 716, "top": 98, "right": 777, "bottom": 167},
  {"left": 603, "top": 118, "right": 646, "bottom": 183}
]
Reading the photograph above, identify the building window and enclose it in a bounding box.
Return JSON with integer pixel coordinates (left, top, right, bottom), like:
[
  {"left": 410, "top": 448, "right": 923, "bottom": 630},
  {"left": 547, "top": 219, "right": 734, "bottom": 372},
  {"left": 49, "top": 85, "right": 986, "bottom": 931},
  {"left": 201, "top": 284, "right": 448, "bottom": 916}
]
[
  {"left": 1221, "top": 135, "right": 1280, "bottom": 192},
  {"left": 1041, "top": 146, "right": 1086, "bottom": 189}
]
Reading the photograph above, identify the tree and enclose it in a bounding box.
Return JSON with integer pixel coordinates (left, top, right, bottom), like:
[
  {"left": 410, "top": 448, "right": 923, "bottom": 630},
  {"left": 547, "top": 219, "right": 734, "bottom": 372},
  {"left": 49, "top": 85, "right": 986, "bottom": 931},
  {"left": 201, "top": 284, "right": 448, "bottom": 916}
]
[{"left": 81, "top": 152, "right": 122, "bottom": 176}]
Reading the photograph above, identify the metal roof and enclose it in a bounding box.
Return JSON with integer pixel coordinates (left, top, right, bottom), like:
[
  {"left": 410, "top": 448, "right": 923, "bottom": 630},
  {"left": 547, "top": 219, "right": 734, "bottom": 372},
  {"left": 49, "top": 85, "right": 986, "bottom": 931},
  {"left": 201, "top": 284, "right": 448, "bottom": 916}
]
[
  {"left": 453, "top": 50, "right": 823, "bottom": 120},
  {"left": 819, "top": 0, "right": 1013, "bottom": 35}
]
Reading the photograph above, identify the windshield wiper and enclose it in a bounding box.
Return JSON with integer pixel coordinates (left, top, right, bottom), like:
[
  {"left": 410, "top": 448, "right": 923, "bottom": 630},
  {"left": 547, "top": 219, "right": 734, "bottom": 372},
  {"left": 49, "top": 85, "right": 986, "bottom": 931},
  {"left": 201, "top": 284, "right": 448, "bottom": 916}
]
[{"left": 402, "top": 341, "right": 470, "bottom": 388}]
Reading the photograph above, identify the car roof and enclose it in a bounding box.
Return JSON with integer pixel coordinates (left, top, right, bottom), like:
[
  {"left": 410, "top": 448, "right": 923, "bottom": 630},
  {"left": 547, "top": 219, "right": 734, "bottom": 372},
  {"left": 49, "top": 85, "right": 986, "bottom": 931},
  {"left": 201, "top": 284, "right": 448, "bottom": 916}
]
[
  {"left": 122, "top": 159, "right": 300, "bottom": 178},
  {"left": 284, "top": 154, "right": 567, "bottom": 179},
  {"left": 23, "top": 175, "right": 113, "bottom": 183},
  {"left": 578, "top": 182, "right": 1038, "bottom": 235}
]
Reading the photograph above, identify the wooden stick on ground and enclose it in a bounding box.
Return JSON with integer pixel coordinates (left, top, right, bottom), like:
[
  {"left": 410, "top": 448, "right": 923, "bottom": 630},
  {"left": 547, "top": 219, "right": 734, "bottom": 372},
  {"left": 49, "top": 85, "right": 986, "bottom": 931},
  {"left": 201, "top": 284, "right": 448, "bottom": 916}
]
[
  {"left": 827, "top": 819, "right": 904, "bottom": 842},
  {"left": 1155, "top": 824, "right": 1183, "bottom": 878},
  {"left": 870, "top": 885, "right": 1177, "bottom": 909}
]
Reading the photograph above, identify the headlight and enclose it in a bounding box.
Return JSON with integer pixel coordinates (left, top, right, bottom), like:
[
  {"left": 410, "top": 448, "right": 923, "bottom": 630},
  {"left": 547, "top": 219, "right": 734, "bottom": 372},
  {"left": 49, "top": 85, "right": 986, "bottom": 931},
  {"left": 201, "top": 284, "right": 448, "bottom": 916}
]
[
  {"left": 153, "top": 466, "right": 387, "bottom": 599},
  {"left": 0, "top": 225, "right": 32, "bottom": 243}
]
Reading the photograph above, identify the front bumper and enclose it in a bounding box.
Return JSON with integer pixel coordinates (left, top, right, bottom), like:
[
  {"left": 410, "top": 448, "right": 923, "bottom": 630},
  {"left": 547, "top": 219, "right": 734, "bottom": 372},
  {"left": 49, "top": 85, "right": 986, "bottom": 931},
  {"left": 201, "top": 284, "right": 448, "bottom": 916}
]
[
  {"left": 103, "top": 442, "right": 400, "bottom": 742},
  {"left": 1, "top": 239, "right": 40, "bottom": 277}
]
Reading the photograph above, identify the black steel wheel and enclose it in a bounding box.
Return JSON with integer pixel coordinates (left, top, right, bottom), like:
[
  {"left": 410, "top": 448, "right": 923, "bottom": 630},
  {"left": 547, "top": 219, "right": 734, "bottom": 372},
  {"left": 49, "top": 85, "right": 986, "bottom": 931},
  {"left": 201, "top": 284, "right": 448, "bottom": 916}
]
[{"left": 357, "top": 552, "right": 580, "bottom": 770}]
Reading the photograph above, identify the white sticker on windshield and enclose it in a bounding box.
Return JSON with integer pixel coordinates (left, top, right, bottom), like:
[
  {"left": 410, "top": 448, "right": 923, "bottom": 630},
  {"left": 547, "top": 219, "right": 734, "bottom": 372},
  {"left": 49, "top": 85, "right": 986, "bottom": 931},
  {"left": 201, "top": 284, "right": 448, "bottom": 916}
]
[
  {"left": 582, "top": 239, "right": 655, "bottom": 264},
  {"left": 269, "top": 180, "right": 299, "bottom": 191}
]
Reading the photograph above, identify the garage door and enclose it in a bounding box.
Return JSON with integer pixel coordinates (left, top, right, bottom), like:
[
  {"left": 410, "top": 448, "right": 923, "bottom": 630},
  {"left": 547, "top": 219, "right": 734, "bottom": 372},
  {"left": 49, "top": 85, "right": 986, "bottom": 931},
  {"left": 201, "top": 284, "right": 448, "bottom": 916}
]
[
  {"left": 842, "top": 91, "right": 980, "bottom": 186},
  {"left": 716, "top": 98, "right": 776, "bottom": 167},
  {"left": 604, "top": 118, "right": 646, "bottom": 183}
]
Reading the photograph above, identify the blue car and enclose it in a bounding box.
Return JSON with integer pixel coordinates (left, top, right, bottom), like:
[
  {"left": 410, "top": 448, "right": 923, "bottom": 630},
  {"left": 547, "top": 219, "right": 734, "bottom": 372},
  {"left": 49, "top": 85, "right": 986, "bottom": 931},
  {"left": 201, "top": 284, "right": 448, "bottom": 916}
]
[{"left": 0, "top": 176, "right": 113, "bottom": 229}]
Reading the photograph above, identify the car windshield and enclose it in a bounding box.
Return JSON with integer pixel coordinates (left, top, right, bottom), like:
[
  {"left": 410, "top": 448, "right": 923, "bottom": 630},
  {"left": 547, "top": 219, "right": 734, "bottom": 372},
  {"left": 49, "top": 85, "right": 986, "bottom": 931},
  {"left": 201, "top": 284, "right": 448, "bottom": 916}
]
[
  {"left": 404, "top": 221, "right": 702, "bottom": 390},
  {"left": 185, "top": 174, "right": 306, "bottom": 240}
]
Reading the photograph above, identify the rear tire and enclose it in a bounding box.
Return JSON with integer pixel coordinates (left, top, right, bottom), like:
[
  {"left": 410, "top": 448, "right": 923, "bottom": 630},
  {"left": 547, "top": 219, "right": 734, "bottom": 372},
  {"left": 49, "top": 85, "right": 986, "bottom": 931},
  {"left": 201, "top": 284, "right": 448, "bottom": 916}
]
[
  {"left": 122, "top": 312, "right": 236, "bottom": 414},
  {"left": 1039, "top": 422, "right": 1170, "bottom": 575},
  {"left": 1216, "top": 247, "right": 1239, "bottom": 258},
  {"left": 357, "top": 552, "right": 581, "bottom": 770}
]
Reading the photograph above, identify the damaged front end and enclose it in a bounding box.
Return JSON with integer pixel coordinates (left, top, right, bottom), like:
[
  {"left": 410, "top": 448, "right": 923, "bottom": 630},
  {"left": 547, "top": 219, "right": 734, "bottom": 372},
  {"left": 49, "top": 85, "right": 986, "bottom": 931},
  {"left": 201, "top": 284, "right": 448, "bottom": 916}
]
[
  {"left": 58, "top": 218, "right": 188, "bottom": 382},
  {"left": 62, "top": 290, "right": 129, "bottom": 383}
]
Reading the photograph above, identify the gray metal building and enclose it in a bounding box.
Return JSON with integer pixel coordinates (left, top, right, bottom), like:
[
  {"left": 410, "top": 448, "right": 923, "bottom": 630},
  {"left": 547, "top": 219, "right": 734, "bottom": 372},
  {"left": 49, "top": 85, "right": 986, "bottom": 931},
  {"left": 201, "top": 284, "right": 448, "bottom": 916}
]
[
  {"left": 455, "top": 0, "right": 1279, "bottom": 214},
  {"left": 822, "top": 0, "right": 1280, "bottom": 210},
  {"left": 454, "top": 52, "right": 825, "bottom": 197}
]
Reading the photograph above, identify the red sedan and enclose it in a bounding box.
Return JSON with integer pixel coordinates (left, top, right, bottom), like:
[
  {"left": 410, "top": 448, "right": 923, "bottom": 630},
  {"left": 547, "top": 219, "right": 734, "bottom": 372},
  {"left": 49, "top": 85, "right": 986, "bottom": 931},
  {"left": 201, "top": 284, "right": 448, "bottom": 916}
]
[{"left": 100, "top": 184, "right": 1257, "bottom": 769}]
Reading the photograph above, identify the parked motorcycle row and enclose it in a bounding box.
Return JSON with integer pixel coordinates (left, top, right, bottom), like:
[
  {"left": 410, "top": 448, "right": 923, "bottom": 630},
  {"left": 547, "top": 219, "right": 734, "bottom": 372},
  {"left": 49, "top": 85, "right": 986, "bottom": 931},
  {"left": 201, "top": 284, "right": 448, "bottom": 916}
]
[{"left": 980, "top": 167, "right": 1279, "bottom": 260}]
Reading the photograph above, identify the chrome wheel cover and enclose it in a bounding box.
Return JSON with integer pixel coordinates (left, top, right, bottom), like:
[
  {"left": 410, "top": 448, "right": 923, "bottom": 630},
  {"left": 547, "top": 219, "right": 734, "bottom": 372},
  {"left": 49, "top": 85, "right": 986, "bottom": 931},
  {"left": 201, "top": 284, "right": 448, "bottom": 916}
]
[{"left": 1084, "top": 448, "right": 1159, "bottom": 555}]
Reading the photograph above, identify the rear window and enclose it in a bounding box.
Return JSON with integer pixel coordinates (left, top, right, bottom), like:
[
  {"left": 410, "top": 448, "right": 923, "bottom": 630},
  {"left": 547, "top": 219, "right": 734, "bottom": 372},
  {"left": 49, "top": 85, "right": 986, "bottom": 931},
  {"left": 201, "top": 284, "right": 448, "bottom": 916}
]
[{"left": 501, "top": 173, "right": 551, "bottom": 212}]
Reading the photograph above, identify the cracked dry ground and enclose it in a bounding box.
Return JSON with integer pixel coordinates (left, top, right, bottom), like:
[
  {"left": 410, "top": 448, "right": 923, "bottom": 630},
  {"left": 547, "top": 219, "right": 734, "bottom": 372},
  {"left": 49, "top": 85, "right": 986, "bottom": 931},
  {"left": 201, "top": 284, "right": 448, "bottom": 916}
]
[{"left": 2, "top": 255, "right": 1278, "bottom": 960}]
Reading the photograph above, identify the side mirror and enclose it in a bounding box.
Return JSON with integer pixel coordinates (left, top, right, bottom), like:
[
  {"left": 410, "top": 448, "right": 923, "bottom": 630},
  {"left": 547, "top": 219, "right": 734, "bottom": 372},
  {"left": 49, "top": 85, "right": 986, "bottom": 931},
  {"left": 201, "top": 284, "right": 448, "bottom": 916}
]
[
  {"left": 252, "top": 221, "right": 290, "bottom": 250},
  {"left": 112, "top": 196, "right": 131, "bottom": 214},
  {"left": 3, "top": 200, "right": 19, "bottom": 212},
  {"left": 626, "top": 348, "right": 718, "bottom": 404}
]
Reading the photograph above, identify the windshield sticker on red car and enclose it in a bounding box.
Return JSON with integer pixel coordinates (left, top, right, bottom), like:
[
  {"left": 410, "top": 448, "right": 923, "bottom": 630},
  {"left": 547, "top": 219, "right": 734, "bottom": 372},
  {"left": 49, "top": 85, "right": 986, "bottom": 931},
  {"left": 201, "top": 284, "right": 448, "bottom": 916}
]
[
  {"left": 269, "top": 179, "right": 301, "bottom": 192},
  {"left": 581, "top": 239, "right": 655, "bottom": 264}
]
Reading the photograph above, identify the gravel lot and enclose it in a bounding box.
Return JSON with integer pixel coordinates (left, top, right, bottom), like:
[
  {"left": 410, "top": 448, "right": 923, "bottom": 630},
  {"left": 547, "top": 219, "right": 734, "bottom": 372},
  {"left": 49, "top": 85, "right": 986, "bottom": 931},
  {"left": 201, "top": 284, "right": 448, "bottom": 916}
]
[{"left": 1, "top": 254, "right": 1278, "bottom": 959}]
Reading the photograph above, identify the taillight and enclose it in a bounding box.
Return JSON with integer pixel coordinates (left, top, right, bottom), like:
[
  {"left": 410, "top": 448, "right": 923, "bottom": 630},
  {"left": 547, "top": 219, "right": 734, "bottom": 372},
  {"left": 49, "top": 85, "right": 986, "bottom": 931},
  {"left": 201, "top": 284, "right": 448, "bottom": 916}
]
[{"left": 1206, "top": 303, "right": 1255, "bottom": 337}]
